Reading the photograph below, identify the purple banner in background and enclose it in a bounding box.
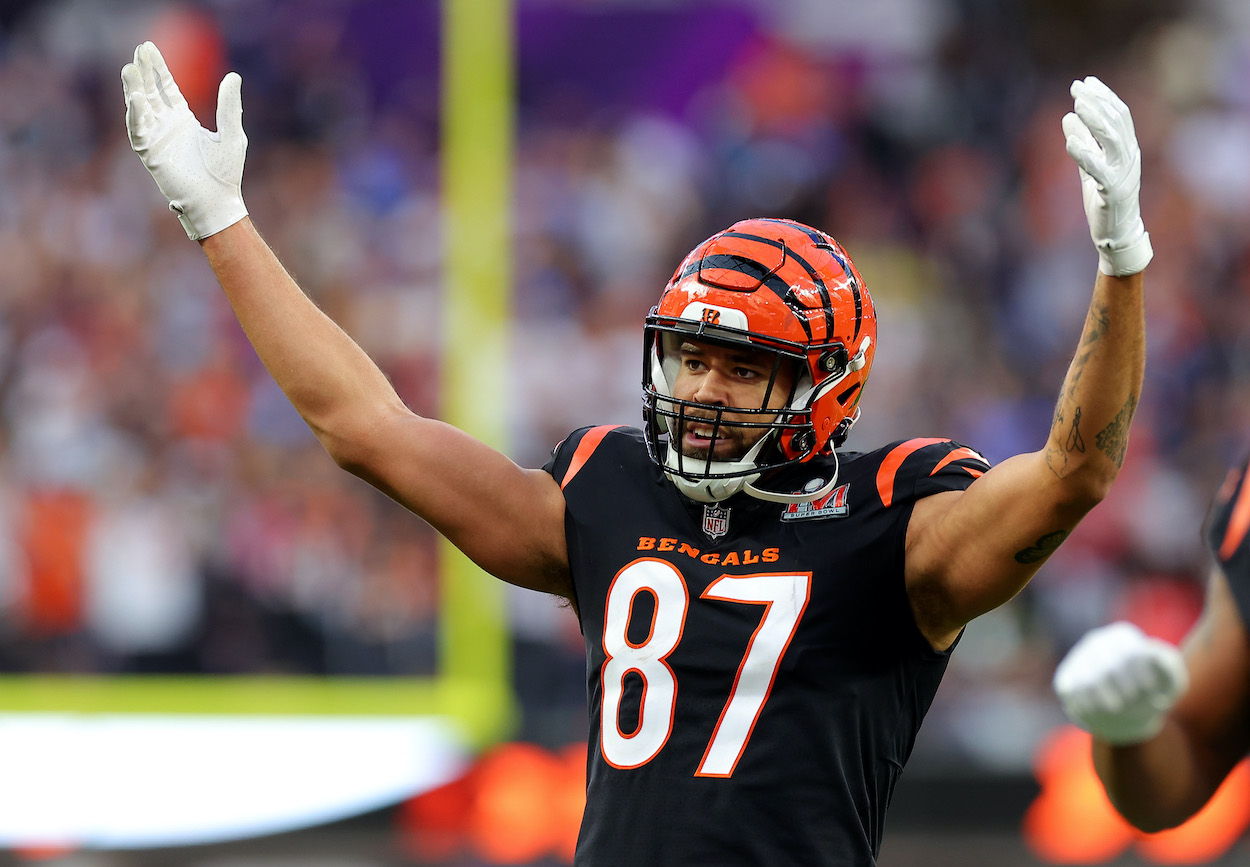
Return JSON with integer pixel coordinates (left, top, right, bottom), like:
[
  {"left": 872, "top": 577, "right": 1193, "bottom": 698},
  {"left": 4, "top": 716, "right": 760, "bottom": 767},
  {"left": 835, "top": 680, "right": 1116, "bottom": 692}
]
[
  {"left": 517, "top": 4, "right": 759, "bottom": 118},
  {"left": 333, "top": 1, "right": 760, "bottom": 119},
  {"left": 340, "top": 0, "right": 440, "bottom": 106}
]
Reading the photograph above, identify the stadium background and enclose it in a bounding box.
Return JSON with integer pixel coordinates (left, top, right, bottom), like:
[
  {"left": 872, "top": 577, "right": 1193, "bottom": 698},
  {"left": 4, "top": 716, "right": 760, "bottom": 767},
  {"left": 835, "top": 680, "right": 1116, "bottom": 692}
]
[{"left": 2, "top": 0, "right": 1250, "bottom": 863}]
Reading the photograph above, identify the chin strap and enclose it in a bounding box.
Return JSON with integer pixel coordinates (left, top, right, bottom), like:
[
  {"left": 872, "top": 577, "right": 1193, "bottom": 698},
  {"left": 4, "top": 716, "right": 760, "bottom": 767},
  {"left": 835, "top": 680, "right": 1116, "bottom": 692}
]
[
  {"left": 743, "top": 451, "right": 840, "bottom": 504},
  {"left": 664, "top": 444, "right": 841, "bottom": 505}
]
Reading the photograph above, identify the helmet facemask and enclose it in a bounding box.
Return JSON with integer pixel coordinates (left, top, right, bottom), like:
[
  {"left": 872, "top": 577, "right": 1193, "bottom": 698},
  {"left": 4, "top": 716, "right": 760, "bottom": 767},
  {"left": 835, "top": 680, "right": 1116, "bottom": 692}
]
[
  {"left": 647, "top": 328, "right": 801, "bottom": 499},
  {"left": 643, "top": 323, "right": 868, "bottom": 503}
]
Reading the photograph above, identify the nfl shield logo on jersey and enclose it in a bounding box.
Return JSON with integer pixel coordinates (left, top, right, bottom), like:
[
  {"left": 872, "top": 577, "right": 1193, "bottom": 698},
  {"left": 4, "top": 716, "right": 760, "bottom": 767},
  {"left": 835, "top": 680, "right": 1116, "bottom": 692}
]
[{"left": 702, "top": 504, "right": 730, "bottom": 539}]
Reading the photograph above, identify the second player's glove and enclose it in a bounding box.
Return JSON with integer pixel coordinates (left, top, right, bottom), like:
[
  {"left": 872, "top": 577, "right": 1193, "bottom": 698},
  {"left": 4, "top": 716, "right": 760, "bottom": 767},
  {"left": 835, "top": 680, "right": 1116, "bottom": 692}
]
[
  {"left": 1063, "top": 76, "right": 1153, "bottom": 276},
  {"left": 121, "top": 41, "right": 248, "bottom": 241},
  {"left": 1053, "top": 621, "right": 1189, "bottom": 745}
]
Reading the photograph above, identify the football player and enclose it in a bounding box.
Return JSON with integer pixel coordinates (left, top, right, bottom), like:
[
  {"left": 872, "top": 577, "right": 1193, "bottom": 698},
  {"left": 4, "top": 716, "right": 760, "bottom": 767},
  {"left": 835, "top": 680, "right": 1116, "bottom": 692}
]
[
  {"left": 123, "top": 40, "right": 1152, "bottom": 866},
  {"left": 1054, "top": 457, "right": 1250, "bottom": 832}
]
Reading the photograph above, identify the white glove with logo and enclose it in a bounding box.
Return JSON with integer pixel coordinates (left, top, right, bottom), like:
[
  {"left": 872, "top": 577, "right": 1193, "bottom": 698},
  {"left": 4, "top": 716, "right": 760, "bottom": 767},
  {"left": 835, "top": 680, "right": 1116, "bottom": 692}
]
[
  {"left": 1063, "top": 76, "right": 1153, "bottom": 276},
  {"left": 121, "top": 41, "right": 248, "bottom": 241},
  {"left": 1053, "top": 621, "right": 1189, "bottom": 745}
]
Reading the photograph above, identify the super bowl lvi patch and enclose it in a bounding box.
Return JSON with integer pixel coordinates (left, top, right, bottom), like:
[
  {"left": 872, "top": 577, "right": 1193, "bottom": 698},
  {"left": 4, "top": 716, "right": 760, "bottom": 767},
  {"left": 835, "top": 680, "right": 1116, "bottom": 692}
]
[{"left": 781, "top": 484, "right": 850, "bottom": 521}]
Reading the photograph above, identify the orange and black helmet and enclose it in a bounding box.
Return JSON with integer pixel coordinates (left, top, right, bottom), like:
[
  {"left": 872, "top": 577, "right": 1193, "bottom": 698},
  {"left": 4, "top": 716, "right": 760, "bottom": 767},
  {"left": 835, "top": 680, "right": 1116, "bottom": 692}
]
[{"left": 642, "top": 217, "right": 876, "bottom": 503}]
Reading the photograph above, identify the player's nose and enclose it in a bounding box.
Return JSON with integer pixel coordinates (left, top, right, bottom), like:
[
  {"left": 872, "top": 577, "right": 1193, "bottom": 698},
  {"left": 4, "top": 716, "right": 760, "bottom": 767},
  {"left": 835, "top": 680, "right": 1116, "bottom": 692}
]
[{"left": 691, "top": 369, "right": 731, "bottom": 406}]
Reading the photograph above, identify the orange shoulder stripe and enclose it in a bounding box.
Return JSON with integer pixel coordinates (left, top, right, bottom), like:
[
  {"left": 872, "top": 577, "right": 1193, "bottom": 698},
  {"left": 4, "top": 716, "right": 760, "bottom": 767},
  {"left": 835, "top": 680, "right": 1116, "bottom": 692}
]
[
  {"left": 930, "top": 446, "right": 989, "bottom": 478},
  {"left": 560, "top": 425, "right": 623, "bottom": 490},
  {"left": 876, "top": 437, "right": 949, "bottom": 508},
  {"left": 1220, "top": 468, "right": 1250, "bottom": 561}
]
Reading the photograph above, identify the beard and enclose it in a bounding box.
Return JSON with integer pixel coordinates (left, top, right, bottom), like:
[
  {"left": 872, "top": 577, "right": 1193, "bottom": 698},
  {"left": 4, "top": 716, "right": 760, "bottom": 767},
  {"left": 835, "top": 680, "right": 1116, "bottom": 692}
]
[{"left": 674, "top": 413, "right": 772, "bottom": 462}]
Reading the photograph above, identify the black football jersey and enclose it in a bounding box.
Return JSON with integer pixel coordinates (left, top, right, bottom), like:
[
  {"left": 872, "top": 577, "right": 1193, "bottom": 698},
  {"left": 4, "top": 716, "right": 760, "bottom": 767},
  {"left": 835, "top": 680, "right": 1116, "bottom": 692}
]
[
  {"left": 544, "top": 426, "right": 990, "bottom": 866},
  {"left": 1206, "top": 454, "right": 1250, "bottom": 628}
]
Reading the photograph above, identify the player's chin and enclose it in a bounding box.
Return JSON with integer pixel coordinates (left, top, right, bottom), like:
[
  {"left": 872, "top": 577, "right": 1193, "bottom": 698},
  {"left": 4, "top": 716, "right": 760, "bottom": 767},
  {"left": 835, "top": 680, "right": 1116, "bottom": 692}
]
[{"left": 677, "top": 438, "right": 747, "bottom": 463}]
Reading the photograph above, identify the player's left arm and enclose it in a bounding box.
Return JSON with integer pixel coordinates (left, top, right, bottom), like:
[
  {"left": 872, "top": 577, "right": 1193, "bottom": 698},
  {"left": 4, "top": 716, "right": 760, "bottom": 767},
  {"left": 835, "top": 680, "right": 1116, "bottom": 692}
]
[{"left": 905, "top": 77, "right": 1150, "bottom": 650}]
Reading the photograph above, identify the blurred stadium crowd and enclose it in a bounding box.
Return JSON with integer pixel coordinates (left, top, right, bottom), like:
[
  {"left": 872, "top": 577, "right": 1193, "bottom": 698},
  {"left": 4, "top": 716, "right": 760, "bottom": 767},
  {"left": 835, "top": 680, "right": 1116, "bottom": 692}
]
[{"left": 2, "top": 0, "right": 1250, "bottom": 772}]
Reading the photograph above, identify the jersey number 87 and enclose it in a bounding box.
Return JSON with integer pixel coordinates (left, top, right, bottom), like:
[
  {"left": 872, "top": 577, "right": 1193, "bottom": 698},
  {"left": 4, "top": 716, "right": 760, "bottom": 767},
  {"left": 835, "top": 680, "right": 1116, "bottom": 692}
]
[{"left": 600, "top": 558, "right": 812, "bottom": 777}]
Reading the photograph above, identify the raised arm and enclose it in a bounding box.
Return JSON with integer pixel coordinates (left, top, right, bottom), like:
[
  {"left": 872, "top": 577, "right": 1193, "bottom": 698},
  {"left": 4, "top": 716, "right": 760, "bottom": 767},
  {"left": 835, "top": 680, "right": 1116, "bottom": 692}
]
[
  {"left": 123, "top": 42, "right": 570, "bottom": 596},
  {"left": 1054, "top": 571, "right": 1250, "bottom": 830},
  {"left": 904, "top": 77, "right": 1150, "bottom": 649}
]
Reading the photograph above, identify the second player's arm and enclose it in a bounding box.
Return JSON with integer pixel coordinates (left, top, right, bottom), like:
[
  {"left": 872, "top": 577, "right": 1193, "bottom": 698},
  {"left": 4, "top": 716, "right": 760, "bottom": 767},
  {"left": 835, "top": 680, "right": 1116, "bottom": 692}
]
[
  {"left": 906, "top": 269, "right": 1144, "bottom": 648},
  {"left": 201, "top": 219, "right": 571, "bottom": 596},
  {"left": 1092, "top": 570, "right": 1250, "bottom": 830}
]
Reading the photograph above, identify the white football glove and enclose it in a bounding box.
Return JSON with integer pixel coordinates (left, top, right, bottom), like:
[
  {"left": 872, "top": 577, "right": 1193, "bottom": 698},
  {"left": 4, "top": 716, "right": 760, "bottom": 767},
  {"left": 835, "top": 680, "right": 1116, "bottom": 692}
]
[
  {"left": 121, "top": 41, "right": 248, "bottom": 241},
  {"left": 1053, "top": 621, "right": 1189, "bottom": 745},
  {"left": 1063, "top": 76, "right": 1153, "bottom": 276}
]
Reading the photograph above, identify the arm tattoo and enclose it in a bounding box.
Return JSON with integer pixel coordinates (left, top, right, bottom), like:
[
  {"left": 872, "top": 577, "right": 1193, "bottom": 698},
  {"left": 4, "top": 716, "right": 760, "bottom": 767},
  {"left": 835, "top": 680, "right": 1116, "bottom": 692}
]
[
  {"left": 1088, "top": 303, "right": 1111, "bottom": 338},
  {"left": 1045, "top": 445, "right": 1071, "bottom": 479},
  {"left": 1014, "top": 530, "right": 1070, "bottom": 564},
  {"left": 1094, "top": 393, "right": 1138, "bottom": 467},
  {"left": 1064, "top": 406, "right": 1086, "bottom": 453},
  {"left": 1063, "top": 303, "right": 1111, "bottom": 398},
  {"left": 1045, "top": 405, "right": 1084, "bottom": 479}
]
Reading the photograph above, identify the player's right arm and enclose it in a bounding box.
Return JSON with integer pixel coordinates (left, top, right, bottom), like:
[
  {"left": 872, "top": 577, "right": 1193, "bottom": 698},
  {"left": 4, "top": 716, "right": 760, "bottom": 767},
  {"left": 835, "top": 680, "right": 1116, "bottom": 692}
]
[
  {"left": 123, "top": 42, "right": 571, "bottom": 597},
  {"left": 1053, "top": 571, "right": 1250, "bottom": 830},
  {"left": 201, "top": 222, "right": 572, "bottom": 596}
]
